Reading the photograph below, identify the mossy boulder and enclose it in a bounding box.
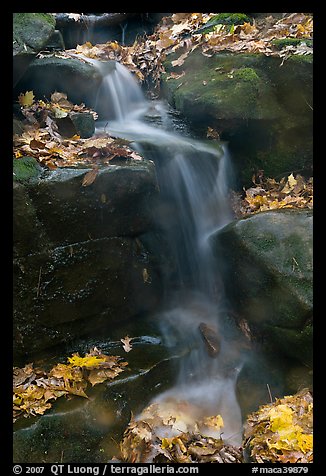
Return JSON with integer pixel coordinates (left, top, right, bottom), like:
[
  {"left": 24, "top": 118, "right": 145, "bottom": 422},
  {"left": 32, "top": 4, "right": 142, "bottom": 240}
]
[
  {"left": 13, "top": 13, "right": 56, "bottom": 56},
  {"left": 13, "top": 13, "right": 56, "bottom": 86},
  {"left": 13, "top": 156, "right": 43, "bottom": 183},
  {"left": 161, "top": 50, "right": 313, "bottom": 186},
  {"left": 211, "top": 209, "right": 313, "bottom": 366}
]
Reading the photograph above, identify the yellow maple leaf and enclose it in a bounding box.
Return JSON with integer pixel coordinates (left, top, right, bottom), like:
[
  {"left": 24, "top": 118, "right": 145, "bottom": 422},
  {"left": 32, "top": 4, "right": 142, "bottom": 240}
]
[
  {"left": 18, "top": 91, "right": 34, "bottom": 107},
  {"left": 68, "top": 353, "right": 107, "bottom": 369}
]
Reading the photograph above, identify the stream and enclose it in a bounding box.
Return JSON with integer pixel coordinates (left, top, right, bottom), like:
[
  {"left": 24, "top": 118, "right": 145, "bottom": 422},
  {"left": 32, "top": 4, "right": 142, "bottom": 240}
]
[{"left": 96, "top": 60, "right": 243, "bottom": 445}]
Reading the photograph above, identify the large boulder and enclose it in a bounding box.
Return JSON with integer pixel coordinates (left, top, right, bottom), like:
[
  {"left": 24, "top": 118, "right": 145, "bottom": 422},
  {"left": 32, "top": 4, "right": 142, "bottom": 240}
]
[
  {"left": 13, "top": 13, "right": 56, "bottom": 86},
  {"left": 13, "top": 162, "right": 169, "bottom": 358},
  {"left": 161, "top": 50, "right": 313, "bottom": 186},
  {"left": 211, "top": 209, "right": 313, "bottom": 366},
  {"left": 13, "top": 56, "right": 102, "bottom": 109}
]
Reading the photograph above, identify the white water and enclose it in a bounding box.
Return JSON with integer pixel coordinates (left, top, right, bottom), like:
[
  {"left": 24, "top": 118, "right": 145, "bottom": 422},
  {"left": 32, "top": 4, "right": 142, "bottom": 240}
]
[{"left": 94, "top": 60, "right": 243, "bottom": 445}]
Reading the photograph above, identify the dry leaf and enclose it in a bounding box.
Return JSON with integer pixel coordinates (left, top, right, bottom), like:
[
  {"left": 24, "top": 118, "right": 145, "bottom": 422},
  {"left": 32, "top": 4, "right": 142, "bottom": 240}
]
[
  {"left": 81, "top": 167, "right": 99, "bottom": 187},
  {"left": 121, "top": 336, "right": 133, "bottom": 353}
]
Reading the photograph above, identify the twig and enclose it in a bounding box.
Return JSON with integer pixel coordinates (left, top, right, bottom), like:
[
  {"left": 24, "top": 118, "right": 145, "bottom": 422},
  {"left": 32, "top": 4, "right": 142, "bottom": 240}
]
[
  {"left": 60, "top": 450, "right": 64, "bottom": 463},
  {"left": 267, "top": 383, "right": 273, "bottom": 403},
  {"left": 36, "top": 266, "right": 42, "bottom": 297}
]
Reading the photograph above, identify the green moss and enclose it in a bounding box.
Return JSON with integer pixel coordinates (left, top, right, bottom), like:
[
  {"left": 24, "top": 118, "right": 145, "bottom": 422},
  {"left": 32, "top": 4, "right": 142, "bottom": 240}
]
[
  {"left": 13, "top": 156, "right": 42, "bottom": 182},
  {"left": 13, "top": 13, "right": 55, "bottom": 54},
  {"left": 195, "top": 13, "right": 252, "bottom": 34},
  {"left": 272, "top": 38, "right": 313, "bottom": 50},
  {"left": 211, "top": 13, "right": 252, "bottom": 25},
  {"left": 233, "top": 67, "right": 260, "bottom": 82}
]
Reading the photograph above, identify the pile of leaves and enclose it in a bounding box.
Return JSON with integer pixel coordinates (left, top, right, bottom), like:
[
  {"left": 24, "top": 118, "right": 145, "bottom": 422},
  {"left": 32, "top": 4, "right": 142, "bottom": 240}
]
[
  {"left": 119, "top": 399, "right": 243, "bottom": 463},
  {"left": 243, "top": 389, "right": 313, "bottom": 463},
  {"left": 13, "top": 91, "right": 142, "bottom": 170},
  {"left": 13, "top": 347, "right": 128, "bottom": 422},
  {"left": 64, "top": 12, "right": 313, "bottom": 90},
  {"left": 231, "top": 172, "right": 313, "bottom": 217}
]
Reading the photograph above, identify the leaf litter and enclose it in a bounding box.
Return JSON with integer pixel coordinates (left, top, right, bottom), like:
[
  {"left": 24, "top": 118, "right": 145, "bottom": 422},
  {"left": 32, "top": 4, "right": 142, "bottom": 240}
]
[
  {"left": 244, "top": 388, "right": 313, "bottom": 463},
  {"left": 63, "top": 13, "right": 312, "bottom": 91},
  {"left": 118, "top": 398, "right": 243, "bottom": 463},
  {"left": 13, "top": 347, "right": 128, "bottom": 422},
  {"left": 13, "top": 92, "right": 143, "bottom": 170},
  {"left": 230, "top": 171, "right": 313, "bottom": 217}
]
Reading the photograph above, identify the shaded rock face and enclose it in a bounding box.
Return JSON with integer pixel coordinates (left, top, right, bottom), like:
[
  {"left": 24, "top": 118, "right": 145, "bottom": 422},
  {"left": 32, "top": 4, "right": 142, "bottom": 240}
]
[
  {"left": 162, "top": 51, "right": 313, "bottom": 186},
  {"left": 13, "top": 57, "right": 102, "bottom": 109},
  {"left": 211, "top": 209, "right": 312, "bottom": 366},
  {"left": 13, "top": 162, "right": 169, "bottom": 359}
]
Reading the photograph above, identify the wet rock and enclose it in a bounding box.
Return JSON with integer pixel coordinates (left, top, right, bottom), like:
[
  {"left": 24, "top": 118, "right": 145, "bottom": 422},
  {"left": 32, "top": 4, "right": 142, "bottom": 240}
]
[
  {"left": 13, "top": 161, "right": 166, "bottom": 358},
  {"left": 211, "top": 209, "right": 313, "bottom": 366},
  {"left": 14, "top": 236, "right": 162, "bottom": 358},
  {"left": 13, "top": 339, "right": 179, "bottom": 463},
  {"left": 162, "top": 51, "right": 312, "bottom": 186},
  {"left": 17, "top": 162, "right": 159, "bottom": 247}
]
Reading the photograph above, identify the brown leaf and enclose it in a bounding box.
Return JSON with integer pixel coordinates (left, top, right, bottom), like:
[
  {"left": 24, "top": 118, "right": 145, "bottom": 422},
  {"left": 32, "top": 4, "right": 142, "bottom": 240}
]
[
  {"left": 87, "top": 366, "right": 126, "bottom": 386},
  {"left": 29, "top": 139, "right": 46, "bottom": 150},
  {"left": 121, "top": 336, "right": 133, "bottom": 353},
  {"left": 81, "top": 167, "right": 99, "bottom": 187}
]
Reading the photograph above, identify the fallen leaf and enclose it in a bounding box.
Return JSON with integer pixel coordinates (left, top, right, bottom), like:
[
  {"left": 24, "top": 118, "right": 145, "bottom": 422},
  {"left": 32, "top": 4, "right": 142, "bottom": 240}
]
[
  {"left": 68, "top": 353, "right": 107, "bottom": 369},
  {"left": 121, "top": 336, "right": 133, "bottom": 353},
  {"left": 18, "top": 91, "right": 34, "bottom": 107},
  {"left": 81, "top": 167, "right": 99, "bottom": 187},
  {"left": 29, "top": 139, "right": 46, "bottom": 150}
]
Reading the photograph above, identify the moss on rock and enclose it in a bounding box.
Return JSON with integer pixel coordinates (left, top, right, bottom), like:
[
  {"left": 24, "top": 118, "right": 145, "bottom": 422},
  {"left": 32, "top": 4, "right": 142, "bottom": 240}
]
[
  {"left": 272, "top": 38, "right": 313, "bottom": 50},
  {"left": 161, "top": 50, "right": 312, "bottom": 186},
  {"left": 212, "top": 209, "right": 313, "bottom": 366},
  {"left": 13, "top": 13, "right": 56, "bottom": 55},
  {"left": 196, "top": 13, "right": 252, "bottom": 34},
  {"left": 13, "top": 157, "right": 42, "bottom": 183}
]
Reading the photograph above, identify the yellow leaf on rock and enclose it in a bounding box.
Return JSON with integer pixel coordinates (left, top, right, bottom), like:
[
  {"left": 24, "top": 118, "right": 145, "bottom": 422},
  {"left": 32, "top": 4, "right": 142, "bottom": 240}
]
[
  {"left": 18, "top": 91, "right": 34, "bottom": 107},
  {"left": 68, "top": 354, "right": 107, "bottom": 369}
]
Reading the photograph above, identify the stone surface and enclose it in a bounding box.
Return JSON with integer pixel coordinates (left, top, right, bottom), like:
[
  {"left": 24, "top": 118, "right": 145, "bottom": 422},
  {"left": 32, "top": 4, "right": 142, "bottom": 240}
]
[
  {"left": 162, "top": 51, "right": 313, "bottom": 186},
  {"left": 13, "top": 13, "right": 56, "bottom": 86},
  {"left": 13, "top": 162, "right": 167, "bottom": 358},
  {"left": 211, "top": 209, "right": 313, "bottom": 366},
  {"left": 19, "top": 162, "right": 159, "bottom": 247},
  {"left": 14, "top": 56, "right": 102, "bottom": 109}
]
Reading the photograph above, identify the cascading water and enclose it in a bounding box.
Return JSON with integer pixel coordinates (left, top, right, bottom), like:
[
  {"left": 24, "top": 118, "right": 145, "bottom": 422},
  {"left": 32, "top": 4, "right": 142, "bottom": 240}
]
[{"left": 94, "top": 60, "right": 244, "bottom": 445}]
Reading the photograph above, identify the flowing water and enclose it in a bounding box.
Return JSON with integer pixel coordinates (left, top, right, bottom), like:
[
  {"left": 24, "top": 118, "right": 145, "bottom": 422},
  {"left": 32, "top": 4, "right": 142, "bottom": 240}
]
[{"left": 94, "top": 60, "right": 244, "bottom": 445}]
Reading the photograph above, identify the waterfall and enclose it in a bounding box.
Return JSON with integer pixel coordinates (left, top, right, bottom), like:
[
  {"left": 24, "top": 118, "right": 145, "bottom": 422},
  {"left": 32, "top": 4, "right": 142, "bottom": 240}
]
[{"left": 94, "top": 60, "right": 243, "bottom": 445}]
